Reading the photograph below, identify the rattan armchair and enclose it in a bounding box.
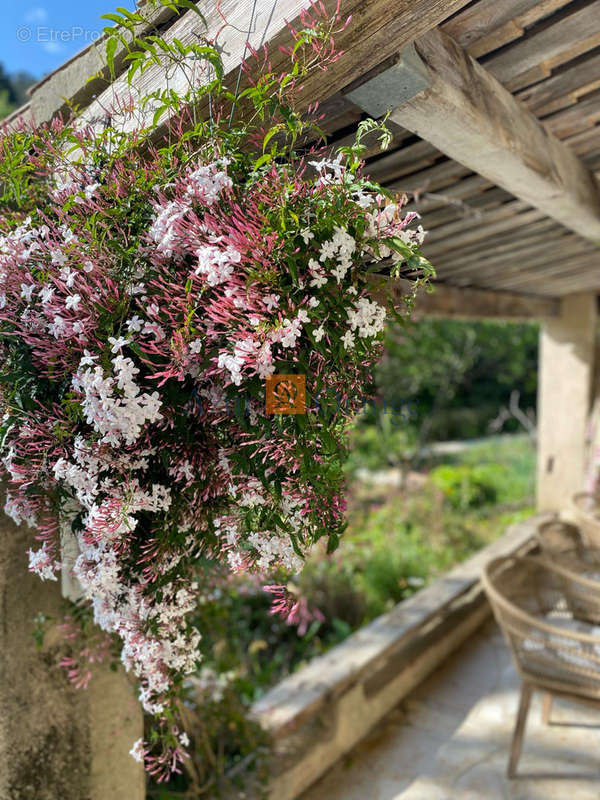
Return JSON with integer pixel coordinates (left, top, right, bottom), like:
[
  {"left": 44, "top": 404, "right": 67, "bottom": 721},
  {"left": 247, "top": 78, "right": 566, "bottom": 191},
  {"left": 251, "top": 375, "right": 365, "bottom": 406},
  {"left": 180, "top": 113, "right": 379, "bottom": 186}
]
[{"left": 483, "top": 555, "right": 600, "bottom": 777}]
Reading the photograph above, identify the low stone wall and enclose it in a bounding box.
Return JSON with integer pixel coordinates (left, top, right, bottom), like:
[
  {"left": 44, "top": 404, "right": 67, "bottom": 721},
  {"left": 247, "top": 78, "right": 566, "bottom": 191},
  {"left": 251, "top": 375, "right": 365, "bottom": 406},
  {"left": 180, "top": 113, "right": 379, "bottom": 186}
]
[{"left": 251, "top": 516, "right": 547, "bottom": 800}]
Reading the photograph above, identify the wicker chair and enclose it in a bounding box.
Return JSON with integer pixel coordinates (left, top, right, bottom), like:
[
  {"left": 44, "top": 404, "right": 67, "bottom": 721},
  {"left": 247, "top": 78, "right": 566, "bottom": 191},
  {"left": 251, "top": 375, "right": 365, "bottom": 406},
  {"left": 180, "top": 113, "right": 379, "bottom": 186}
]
[
  {"left": 483, "top": 555, "right": 600, "bottom": 777},
  {"left": 570, "top": 492, "right": 600, "bottom": 547},
  {"left": 535, "top": 518, "right": 600, "bottom": 582}
]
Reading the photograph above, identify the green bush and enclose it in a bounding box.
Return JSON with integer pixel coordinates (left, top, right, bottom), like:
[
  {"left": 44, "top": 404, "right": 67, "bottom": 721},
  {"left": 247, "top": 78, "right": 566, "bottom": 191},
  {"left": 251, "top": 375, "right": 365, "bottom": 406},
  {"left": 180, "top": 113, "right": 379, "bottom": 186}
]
[
  {"left": 357, "top": 546, "right": 428, "bottom": 614},
  {"left": 345, "top": 411, "right": 416, "bottom": 473},
  {"left": 429, "top": 463, "right": 500, "bottom": 509}
]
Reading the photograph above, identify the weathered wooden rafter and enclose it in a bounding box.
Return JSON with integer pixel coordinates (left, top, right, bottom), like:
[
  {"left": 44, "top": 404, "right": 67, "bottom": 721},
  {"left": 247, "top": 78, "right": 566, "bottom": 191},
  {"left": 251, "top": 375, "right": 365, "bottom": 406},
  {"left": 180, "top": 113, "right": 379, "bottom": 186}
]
[
  {"left": 345, "top": 28, "right": 600, "bottom": 243},
  {"left": 74, "top": 0, "right": 473, "bottom": 134},
  {"left": 368, "top": 277, "right": 559, "bottom": 318}
]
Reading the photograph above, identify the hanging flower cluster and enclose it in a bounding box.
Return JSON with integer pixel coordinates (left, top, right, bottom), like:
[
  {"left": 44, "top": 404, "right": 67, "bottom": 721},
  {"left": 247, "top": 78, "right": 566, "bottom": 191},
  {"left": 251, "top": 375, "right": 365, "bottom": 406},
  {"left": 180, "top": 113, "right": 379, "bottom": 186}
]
[{"left": 0, "top": 0, "right": 431, "bottom": 778}]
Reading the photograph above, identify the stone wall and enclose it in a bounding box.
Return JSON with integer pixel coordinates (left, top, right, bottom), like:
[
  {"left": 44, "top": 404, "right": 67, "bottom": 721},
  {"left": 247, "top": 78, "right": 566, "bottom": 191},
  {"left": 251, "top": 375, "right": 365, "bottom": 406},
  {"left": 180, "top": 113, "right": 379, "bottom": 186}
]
[{"left": 0, "top": 492, "right": 144, "bottom": 800}]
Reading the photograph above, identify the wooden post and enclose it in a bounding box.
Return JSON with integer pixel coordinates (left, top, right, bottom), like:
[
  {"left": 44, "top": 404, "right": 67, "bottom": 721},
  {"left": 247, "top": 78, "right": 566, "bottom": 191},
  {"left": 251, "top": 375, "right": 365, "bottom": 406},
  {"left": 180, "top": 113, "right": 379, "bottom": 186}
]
[
  {"left": 0, "top": 485, "right": 145, "bottom": 800},
  {"left": 537, "top": 292, "right": 597, "bottom": 512}
]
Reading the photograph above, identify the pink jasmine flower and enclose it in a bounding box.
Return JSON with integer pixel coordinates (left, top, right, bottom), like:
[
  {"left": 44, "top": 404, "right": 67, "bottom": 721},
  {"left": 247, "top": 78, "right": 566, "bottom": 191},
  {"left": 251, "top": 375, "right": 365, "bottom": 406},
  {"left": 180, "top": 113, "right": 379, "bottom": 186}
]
[
  {"left": 84, "top": 182, "right": 100, "bottom": 200},
  {"left": 309, "top": 272, "right": 327, "bottom": 289},
  {"left": 80, "top": 350, "right": 97, "bottom": 367}
]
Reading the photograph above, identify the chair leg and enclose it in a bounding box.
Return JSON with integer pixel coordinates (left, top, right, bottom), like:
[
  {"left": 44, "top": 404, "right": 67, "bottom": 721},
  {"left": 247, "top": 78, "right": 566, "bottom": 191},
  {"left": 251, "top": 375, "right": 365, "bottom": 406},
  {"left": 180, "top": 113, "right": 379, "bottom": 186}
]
[
  {"left": 508, "top": 682, "right": 533, "bottom": 778},
  {"left": 541, "top": 692, "right": 553, "bottom": 725}
]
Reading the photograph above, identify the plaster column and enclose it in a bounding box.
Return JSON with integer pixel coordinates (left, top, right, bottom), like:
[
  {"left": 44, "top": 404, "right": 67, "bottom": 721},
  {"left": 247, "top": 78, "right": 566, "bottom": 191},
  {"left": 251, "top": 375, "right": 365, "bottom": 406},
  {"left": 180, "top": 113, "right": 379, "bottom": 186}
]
[
  {"left": 0, "top": 487, "right": 145, "bottom": 800},
  {"left": 536, "top": 292, "right": 597, "bottom": 512}
]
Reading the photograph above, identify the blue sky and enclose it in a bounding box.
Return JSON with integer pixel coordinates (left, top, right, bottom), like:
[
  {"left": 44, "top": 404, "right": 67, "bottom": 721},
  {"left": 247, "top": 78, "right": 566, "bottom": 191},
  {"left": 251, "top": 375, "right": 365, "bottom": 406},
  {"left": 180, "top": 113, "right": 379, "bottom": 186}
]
[{"left": 2, "top": 1, "right": 136, "bottom": 80}]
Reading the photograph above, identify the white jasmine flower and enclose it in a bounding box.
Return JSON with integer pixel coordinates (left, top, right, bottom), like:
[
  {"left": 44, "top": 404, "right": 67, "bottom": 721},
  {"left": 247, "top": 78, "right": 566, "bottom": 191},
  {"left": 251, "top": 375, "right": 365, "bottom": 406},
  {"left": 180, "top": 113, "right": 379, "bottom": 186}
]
[
  {"left": 80, "top": 350, "right": 97, "bottom": 367},
  {"left": 126, "top": 315, "right": 143, "bottom": 333},
  {"left": 20, "top": 283, "right": 35, "bottom": 302},
  {"left": 39, "top": 285, "right": 55, "bottom": 304},
  {"left": 342, "top": 330, "right": 355, "bottom": 349},
  {"left": 129, "top": 739, "right": 145, "bottom": 764},
  {"left": 108, "top": 335, "right": 130, "bottom": 353},
  {"left": 309, "top": 273, "right": 327, "bottom": 289},
  {"left": 50, "top": 249, "right": 67, "bottom": 266},
  {"left": 65, "top": 294, "right": 81, "bottom": 311}
]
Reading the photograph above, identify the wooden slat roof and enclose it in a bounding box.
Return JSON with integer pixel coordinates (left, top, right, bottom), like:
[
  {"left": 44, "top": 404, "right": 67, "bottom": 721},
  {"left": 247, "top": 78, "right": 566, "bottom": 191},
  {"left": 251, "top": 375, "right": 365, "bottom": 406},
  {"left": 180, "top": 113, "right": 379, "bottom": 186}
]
[
  {"left": 333, "top": 0, "right": 600, "bottom": 298},
  {"left": 12, "top": 0, "right": 600, "bottom": 303}
]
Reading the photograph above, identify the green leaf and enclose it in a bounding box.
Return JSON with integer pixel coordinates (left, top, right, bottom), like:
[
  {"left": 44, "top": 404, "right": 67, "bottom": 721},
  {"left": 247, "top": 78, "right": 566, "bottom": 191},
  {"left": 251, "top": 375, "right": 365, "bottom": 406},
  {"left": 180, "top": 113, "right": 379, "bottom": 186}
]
[
  {"left": 172, "top": 0, "right": 207, "bottom": 23},
  {"left": 262, "top": 125, "right": 283, "bottom": 153},
  {"left": 152, "top": 103, "right": 168, "bottom": 127},
  {"left": 101, "top": 12, "right": 133, "bottom": 31},
  {"left": 252, "top": 153, "right": 272, "bottom": 170},
  {"left": 326, "top": 531, "right": 340, "bottom": 554},
  {"left": 105, "top": 36, "right": 118, "bottom": 78},
  {"left": 115, "top": 7, "right": 144, "bottom": 24}
]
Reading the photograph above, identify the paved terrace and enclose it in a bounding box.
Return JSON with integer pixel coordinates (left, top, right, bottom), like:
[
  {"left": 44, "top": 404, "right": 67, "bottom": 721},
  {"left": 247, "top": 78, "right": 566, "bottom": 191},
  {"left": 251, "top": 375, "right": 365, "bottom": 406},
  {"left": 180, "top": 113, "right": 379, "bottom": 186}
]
[{"left": 302, "top": 620, "right": 600, "bottom": 800}]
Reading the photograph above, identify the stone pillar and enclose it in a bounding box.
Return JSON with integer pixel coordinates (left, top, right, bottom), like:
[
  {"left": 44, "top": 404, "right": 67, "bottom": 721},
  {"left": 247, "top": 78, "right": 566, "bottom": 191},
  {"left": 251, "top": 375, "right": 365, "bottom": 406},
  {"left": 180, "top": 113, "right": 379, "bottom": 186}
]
[
  {"left": 88, "top": 664, "right": 146, "bottom": 800},
  {"left": 0, "top": 492, "right": 145, "bottom": 800},
  {"left": 536, "top": 292, "right": 597, "bottom": 512}
]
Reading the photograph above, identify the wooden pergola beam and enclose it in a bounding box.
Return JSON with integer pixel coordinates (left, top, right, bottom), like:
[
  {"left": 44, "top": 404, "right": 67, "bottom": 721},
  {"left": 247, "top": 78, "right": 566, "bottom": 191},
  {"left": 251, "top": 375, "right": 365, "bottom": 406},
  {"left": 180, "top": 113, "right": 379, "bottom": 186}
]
[
  {"left": 345, "top": 28, "right": 600, "bottom": 243},
  {"left": 368, "top": 278, "right": 559, "bottom": 320},
  {"left": 73, "top": 0, "right": 474, "bottom": 135}
]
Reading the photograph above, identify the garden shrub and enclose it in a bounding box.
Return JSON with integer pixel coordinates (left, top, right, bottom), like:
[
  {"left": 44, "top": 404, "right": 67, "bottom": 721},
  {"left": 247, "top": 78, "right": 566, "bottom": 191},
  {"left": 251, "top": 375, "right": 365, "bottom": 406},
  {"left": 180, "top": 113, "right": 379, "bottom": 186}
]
[{"left": 429, "top": 463, "right": 501, "bottom": 509}]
